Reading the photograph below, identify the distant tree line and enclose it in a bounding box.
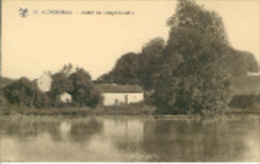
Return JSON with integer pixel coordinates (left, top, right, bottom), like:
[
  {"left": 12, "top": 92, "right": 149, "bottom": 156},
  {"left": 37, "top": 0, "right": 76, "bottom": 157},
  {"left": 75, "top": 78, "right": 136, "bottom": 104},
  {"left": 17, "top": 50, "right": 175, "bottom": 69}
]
[
  {"left": 2, "top": 65, "right": 102, "bottom": 109},
  {"left": 97, "top": 0, "right": 259, "bottom": 114}
]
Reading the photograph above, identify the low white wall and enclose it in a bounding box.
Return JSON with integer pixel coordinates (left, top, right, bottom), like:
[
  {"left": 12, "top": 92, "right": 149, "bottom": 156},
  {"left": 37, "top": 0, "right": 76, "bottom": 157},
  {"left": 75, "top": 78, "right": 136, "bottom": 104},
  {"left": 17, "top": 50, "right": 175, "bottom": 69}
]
[
  {"left": 102, "top": 92, "right": 144, "bottom": 106},
  {"left": 59, "top": 93, "right": 72, "bottom": 103}
]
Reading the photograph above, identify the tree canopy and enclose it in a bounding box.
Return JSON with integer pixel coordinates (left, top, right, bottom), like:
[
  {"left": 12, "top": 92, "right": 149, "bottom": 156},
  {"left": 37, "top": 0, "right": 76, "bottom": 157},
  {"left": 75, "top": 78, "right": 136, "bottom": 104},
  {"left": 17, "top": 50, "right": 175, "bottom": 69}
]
[
  {"left": 3, "top": 77, "right": 49, "bottom": 108},
  {"left": 227, "top": 50, "right": 259, "bottom": 77},
  {"left": 98, "top": 52, "right": 140, "bottom": 85},
  {"left": 138, "top": 38, "right": 165, "bottom": 90},
  {"left": 69, "top": 68, "right": 102, "bottom": 108},
  {"left": 49, "top": 71, "right": 74, "bottom": 101},
  {"left": 153, "top": 0, "right": 235, "bottom": 114},
  {"left": 167, "top": 0, "right": 228, "bottom": 43},
  {"left": 97, "top": 39, "right": 165, "bottom": 91}
]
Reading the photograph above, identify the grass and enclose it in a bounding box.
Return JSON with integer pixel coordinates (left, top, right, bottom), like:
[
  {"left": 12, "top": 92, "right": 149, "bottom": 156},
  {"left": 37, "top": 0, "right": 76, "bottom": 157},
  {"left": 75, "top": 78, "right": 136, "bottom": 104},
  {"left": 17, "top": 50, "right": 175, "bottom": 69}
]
[
  {"left": 225, "top": 105, "right": 260, "bottom": 114},
  {"left": 0, "top": 102, "right": 156, "bottom": 116},
  {"left": 1, "top": 101, "right": 259, "bottom": 116}
]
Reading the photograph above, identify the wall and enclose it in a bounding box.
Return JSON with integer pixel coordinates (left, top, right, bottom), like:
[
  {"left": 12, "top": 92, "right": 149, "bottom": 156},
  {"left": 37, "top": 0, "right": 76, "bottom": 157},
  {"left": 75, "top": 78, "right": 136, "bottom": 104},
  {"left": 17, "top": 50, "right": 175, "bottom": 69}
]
[
  {"left": 37, "top": 74, "right": 52, "bottom": 92},
  {"left": 59, "top": 92, "right": 72, "bottom": 103},
  {"left": 102, "top": 92, "right": 144, "bottom": 106},
  {"left": 229, "top": 94, "right": 260, "bottom": 109}
]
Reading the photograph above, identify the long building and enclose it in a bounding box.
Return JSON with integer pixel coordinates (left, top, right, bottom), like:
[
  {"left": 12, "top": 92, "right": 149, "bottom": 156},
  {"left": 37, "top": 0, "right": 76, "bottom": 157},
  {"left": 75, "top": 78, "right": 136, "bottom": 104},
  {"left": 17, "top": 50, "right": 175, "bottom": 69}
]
[{"left": 96, "top": 83, "right": 144, "bottom": 106}]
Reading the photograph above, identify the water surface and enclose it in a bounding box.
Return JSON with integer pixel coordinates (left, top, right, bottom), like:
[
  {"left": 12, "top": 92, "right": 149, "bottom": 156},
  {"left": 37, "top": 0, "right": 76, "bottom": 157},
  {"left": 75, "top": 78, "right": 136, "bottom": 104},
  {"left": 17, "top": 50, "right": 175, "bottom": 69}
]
[{"left": 0, "top": 114, "right": 259, "bottom": 162}]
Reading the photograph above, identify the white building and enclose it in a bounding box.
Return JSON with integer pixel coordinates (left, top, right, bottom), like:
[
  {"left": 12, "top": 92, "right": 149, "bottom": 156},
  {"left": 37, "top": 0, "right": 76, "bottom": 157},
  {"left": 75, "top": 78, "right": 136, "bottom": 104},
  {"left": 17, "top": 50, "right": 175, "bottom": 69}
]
[
  {"left": 96, "top": 84, "right": 144, "bottom": 106},
  {"left": 59, "top": 92, "right": 72, "bottom": 103},
  {"left": 247, "top": 71, "right": 260, "bottom": 76},
  {"left": 36, "top": 72, "right": 72, "bottom": 103},
  {"left": 36, "top": 72, "right": 52, "bottom": 92}
]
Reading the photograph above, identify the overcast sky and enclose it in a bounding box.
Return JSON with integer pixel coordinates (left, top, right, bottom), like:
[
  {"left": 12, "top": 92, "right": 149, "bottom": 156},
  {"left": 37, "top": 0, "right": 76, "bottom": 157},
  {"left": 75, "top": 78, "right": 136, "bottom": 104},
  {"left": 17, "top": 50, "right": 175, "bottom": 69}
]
[{"left": 2, "top": 0, "right": 259, "bottom": 80}]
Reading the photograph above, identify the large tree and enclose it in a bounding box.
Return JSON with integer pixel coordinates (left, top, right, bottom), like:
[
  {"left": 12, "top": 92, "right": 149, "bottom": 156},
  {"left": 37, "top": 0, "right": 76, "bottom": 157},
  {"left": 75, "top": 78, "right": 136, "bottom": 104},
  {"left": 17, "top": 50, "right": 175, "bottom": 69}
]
[
  {"left": 167, "top": 0, "right": 228, "bottom": 43},
  {"left": 98, "top": 39, "right": 165, "bottom": 91},
  {"left": 68, "top": 68, "right": 102, "bottom": 108},
  {"left": 138, "top": 38, "right": 165, "bottom": 90},
  {"left": 98, "top": 52, "right": 140, "bottom": 85},
  {"left": 49, "top": 71, "right": 74, "bottom": 101},
  {"left": 154, "top": 0, "right": 233, "bottom": 114},
  {"left": 48, "top": 64, "right": 74, "bottom": 106}
]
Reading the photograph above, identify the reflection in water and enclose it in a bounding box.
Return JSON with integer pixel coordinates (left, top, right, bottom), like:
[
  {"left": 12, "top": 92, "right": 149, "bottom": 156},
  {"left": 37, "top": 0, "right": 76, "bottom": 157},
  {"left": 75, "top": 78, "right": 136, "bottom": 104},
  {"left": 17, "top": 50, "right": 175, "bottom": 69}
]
[
  {"left": 60, "top": 121, "right": 71, "bottom": 141},
  {"left": 0, "top": 115, "right": 259, "bottom": 162}
]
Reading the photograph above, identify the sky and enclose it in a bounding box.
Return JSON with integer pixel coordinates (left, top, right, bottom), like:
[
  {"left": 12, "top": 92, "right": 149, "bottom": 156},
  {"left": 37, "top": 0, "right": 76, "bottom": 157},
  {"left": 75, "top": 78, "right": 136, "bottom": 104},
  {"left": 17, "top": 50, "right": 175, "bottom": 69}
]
[{"left": 2, "top": 0, "right": 260, "bottom": 80}]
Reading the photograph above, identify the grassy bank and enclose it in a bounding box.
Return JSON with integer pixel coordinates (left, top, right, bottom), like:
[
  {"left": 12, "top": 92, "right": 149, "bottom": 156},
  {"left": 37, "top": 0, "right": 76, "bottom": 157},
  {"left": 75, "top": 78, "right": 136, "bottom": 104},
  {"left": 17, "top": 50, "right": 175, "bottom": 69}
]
[
  {"left": 1, "top": 102, "right": 259, "bottom": 116},
  {"left": 0, "top": 103, "right": 156, "bottom": 116}
]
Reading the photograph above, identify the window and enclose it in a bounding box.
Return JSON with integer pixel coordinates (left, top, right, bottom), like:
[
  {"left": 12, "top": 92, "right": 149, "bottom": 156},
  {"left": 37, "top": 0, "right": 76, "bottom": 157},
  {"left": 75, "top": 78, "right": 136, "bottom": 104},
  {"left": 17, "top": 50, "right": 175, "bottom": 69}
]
[
  {"left": 125, "top": 95, "right": 128, "bottom": 104},
  {"left": 115, "top": 99, "right": 118, "bottom": 105}
]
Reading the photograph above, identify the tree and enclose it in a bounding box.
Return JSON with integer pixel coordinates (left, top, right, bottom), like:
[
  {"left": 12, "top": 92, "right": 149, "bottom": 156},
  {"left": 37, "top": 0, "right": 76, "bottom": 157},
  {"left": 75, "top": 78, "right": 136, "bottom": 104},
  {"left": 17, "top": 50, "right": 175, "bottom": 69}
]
[
  {"left": 154, "top": 0, "right": 233, "bottom": 114},
  {"left": 61, "top": 63, "right": 73, "bottom": 76},
  {"left": 167, "top": 0, "right": 228, "bottom": 44},
  {"left": 3, "top": 77, "right": 49, "bottom": 108},
  {"left": 138, "top": 38, "right": 165, "bottom": 90},
  {"left": 49, "top": 71, "right": 73, "bottom": 101},
  {"left": 227, "top": 50, "right": 259, "bottom": 77},
  {"left": 48, "top": 64, "right": 74, "bottom": 106},
  {"left": 97, "top": 71, "right": 114, "bottom": 83},
  {"left": 68, "top": 68, "right": 102, "bottom": 108},
  {"left": 97, "top": 52, "right": 140, "bottom": 85}
]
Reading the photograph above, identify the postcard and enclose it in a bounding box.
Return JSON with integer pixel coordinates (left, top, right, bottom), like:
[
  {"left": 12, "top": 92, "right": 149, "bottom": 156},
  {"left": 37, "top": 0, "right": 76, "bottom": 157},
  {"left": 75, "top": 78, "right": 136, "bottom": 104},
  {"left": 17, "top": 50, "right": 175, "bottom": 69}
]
[{"left": 1, "top": 0, "right": 259, "bottom": 162}]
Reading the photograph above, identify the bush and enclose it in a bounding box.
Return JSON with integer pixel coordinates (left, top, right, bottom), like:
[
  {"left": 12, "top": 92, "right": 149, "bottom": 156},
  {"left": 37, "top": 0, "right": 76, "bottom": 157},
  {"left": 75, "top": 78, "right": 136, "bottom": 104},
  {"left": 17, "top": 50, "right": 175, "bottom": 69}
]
[
  {"left": 68, "top": 68, "right": 103, "bottom": 108},
  {"left": 3, "top": 77, "right": 49, "bottom": 108}
]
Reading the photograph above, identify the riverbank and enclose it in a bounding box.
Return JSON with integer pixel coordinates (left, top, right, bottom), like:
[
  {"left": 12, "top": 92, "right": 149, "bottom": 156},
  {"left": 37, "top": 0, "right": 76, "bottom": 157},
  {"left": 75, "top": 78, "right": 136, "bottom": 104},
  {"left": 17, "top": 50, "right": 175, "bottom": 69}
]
[
  {"left": 0, "top": 103, "right": 157, "bottom": 116},
  {"left": 1, "top": 101, "right": 259, "bottom": 116},
  {"left": 225, "top": 107, "right": 260, "bottom": 115}
]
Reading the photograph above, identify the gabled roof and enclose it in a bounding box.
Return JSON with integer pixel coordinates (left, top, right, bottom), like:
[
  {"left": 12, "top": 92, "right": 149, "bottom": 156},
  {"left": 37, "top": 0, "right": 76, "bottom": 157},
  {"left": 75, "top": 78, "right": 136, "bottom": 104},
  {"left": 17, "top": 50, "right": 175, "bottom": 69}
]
[
  {"left": 36, "top": 71, "right": 52, "bottom": 81},
  {"left": 96, "top": 83, "right": 143, "bottom": 93}
]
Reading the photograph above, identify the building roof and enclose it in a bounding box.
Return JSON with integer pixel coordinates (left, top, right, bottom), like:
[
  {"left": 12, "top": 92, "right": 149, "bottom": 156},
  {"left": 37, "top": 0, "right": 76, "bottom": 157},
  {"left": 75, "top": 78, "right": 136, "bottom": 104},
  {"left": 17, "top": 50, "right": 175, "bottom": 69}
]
[
  {"left": 36, "top": 71, "right": 52, "bottom": 80},
  {"left": 96, "top": 84, "right": 143, "bottom": 93}
]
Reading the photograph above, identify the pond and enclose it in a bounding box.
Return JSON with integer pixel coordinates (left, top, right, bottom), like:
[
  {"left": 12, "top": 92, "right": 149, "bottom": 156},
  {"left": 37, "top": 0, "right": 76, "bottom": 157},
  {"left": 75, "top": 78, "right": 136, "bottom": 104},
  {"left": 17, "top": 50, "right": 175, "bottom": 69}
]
[{"left": 0, "top": 114, "right": 259, "bottom": 162}]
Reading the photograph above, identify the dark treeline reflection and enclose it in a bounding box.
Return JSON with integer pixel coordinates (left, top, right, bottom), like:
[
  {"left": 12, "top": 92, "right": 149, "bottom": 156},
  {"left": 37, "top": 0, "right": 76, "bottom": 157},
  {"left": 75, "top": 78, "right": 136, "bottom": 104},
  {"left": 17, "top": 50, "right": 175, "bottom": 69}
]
[
  {"left": 0, "top": 116, "right": 104, "bottom": 143},
  {"left": 142, "top": 115, "right": 259, "bottom": 161},
  {"left": 0, "top": 115, "right": 259, "bottom": 162}
]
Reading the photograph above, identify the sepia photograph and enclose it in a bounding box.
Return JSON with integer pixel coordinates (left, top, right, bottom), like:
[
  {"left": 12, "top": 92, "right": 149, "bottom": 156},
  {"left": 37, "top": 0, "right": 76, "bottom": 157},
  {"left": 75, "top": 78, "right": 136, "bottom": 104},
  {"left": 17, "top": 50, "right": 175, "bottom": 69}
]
[{"left": 0, "top": 0, "right": 259, "bottom": 162}]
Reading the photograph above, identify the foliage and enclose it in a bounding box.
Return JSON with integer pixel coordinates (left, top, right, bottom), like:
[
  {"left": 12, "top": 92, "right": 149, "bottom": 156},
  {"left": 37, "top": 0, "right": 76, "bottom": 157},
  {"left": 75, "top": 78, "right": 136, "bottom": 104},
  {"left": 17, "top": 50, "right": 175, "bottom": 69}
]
[
  {"left": 231, "top": 75, "right": 260, "bottom": 96},
  {"left": 98, "top": 39, "right": 165, "bottom": 91},
  {"left": 227, "top": 50, "right": 259, "bottom": 77},
  {"left": 0, "top": 77, "right": 15, "bottom": 88},
  {"left": 98, "top": 52, "right": 140, "bottom": 85},
  {"left": 154, "top": 0, "right": 233, "bottom": 114},
  {"left": 229, "top": 95, "right": 260, "bottom": 109},
  {"left": 93, "top": 0, "right": 259, "bottom": 115},
  {"left": 167, "top": 0, "right": 228, "bottom": 43},
  {"left": 3, "top": 77, "right": 49, "bottom": 108},
  {"left": 49, "top": 71, "right": 73, "bottom": 101},
  {"left": 68, "top": 68, "right": 102, "bottom": 108},
  {"left": 138, "top": 38, "right": 165, "bottom": 90},
  {"left": 61, "top": 63, "right": 73, "bottom": 75}
]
